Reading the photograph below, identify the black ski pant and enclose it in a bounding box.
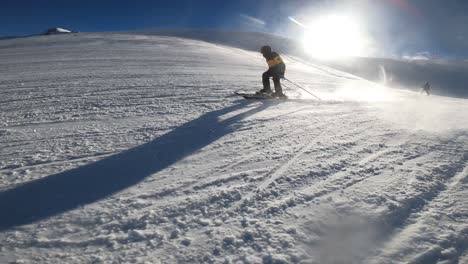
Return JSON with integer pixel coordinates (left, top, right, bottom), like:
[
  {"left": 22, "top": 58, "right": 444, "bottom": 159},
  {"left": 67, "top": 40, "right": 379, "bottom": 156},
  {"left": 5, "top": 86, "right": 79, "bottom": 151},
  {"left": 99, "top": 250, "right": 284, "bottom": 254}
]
[{"left": 262, "top": 64, "right": 285, "bottom": 94}]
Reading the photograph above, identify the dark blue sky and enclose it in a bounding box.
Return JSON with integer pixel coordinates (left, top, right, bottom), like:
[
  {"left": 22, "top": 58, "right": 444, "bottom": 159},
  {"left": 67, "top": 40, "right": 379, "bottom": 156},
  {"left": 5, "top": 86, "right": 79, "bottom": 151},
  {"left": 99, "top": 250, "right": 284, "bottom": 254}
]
[
  {"left": 2, "top": 0, "right": 468, "bottom": 58},
  {"left": 1, "top": 0, "right": 288, "bottom": 35}
]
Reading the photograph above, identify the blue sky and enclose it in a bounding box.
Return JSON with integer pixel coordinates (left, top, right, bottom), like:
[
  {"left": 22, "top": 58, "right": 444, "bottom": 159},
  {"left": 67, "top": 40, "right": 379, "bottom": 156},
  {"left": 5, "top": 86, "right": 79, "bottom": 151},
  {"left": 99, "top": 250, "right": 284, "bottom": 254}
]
[
  {"left": 1, "top": 0, "right": 468, "bottom": 58},
  {"left": 0, "top": 0, "right": 280, "bottom": 35}
]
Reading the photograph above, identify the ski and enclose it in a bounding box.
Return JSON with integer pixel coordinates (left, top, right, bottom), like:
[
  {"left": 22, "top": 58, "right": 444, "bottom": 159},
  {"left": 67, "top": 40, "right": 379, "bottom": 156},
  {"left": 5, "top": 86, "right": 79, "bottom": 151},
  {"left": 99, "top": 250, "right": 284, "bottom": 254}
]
[{"left": 234, "top": 92, "right": 287, "bottom": 100}]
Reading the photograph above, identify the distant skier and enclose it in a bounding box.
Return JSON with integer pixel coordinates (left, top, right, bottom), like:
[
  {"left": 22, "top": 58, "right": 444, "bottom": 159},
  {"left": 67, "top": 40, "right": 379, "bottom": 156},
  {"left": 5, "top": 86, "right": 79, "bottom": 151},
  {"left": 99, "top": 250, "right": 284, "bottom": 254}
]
[
  {"left": 421, "top": 81, "right": 430, "bottom": 96},
  {"left": 257, "top": 45, "right": 286, "bottom": 98}
]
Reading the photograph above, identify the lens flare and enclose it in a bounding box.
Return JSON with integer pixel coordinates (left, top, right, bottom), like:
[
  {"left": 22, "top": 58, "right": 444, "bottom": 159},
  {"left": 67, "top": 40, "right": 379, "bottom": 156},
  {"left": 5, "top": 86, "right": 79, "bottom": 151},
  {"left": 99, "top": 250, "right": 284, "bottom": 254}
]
[{"left": 302, "top": 15, "right": 368, "bottom": 59}]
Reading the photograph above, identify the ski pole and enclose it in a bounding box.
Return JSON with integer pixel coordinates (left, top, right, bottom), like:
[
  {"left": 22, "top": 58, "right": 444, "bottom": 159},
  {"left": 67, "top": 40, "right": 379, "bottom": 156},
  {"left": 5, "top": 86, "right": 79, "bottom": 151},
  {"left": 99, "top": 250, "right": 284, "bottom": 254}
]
[
  {"left": 283, "top": 77, "right": 321, "bottom": 100},
  {"left": 280, "top": 82, "right": 301, "bottom": 95}
]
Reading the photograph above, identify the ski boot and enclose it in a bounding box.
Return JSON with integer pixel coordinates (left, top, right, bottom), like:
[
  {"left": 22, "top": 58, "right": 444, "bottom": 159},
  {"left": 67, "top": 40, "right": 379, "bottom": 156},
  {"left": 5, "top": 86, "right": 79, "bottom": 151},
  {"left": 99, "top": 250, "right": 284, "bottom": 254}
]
[
  {"left": 256, "top": 88, "right": 273, "bottom": 95},
  {"left": 272, "top": 91, "right": 287, "bottom": 99}
]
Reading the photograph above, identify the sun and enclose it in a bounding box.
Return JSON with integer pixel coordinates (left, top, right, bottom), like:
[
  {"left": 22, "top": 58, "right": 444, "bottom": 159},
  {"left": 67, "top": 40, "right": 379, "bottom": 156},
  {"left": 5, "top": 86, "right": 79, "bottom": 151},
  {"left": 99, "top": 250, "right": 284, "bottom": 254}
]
[{"left": 303, "top": 14, "right": 367, "bottom": 59}]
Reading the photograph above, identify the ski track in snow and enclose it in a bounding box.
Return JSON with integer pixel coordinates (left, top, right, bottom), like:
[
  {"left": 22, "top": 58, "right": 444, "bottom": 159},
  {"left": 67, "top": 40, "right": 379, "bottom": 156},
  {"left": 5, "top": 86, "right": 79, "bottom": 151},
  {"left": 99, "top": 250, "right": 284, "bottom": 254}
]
[{"left": 1, "top": 32, "right": 468, "bottom": 263}]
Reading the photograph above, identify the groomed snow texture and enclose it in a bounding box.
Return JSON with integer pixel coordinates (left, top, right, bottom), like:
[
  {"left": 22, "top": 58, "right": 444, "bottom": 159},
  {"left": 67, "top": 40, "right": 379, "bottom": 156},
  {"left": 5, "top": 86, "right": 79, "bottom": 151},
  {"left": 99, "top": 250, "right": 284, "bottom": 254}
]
[{"left": 0, "top": 31, "right": 467, "bottom": 264}]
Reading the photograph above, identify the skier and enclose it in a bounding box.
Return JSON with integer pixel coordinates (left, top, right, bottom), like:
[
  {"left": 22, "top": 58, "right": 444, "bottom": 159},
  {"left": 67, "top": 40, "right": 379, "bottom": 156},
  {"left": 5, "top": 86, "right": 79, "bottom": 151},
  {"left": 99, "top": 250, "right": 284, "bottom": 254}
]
[
  {"left": 421, "top": 81, "right": 430, "bottom": 96},
  {"left": 257, "top": 45, "right": 286, "bottom": 98}
]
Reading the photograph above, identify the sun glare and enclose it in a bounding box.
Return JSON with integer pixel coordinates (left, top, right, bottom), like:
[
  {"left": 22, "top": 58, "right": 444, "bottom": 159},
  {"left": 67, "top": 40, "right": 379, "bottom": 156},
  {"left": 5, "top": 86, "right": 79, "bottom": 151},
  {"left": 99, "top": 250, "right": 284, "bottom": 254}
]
[{"left": 303, "top": 15, "right": 367, "bottom": 59}]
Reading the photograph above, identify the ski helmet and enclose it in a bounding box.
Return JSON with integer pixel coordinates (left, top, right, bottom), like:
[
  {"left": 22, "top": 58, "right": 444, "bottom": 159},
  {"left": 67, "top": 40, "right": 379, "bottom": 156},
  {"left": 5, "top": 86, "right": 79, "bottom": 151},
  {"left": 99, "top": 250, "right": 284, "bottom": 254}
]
[{"left": 260, "top": 45, "right": 271, "bottom": 54}]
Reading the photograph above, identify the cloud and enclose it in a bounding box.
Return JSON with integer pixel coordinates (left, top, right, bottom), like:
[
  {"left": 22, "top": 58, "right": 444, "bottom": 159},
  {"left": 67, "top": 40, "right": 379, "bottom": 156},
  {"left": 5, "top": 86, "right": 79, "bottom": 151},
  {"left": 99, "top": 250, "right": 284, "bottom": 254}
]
[{"left": 402, "top": 51, "right": 431, "bottom": 60}]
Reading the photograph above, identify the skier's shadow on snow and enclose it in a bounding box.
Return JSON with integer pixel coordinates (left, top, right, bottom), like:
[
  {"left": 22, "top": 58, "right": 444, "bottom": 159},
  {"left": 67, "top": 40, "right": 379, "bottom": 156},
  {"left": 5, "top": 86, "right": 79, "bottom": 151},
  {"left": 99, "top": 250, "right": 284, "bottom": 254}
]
[{"left": 0, "top": 100, "right": 276, "bottom": 231}]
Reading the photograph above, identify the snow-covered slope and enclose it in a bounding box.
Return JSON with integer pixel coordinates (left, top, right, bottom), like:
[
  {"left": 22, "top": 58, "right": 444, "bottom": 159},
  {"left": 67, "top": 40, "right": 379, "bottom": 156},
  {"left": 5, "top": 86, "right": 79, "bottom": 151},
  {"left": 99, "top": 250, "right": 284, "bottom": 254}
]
[
  {"left": 140, "top": 29, "right": 468, "bottom": 99},
  {"left": 0, "top": 32, "right": 467, "bottom": 263},
  {"left": 324, "top": 56, "right": 468, "bottom": 99}
]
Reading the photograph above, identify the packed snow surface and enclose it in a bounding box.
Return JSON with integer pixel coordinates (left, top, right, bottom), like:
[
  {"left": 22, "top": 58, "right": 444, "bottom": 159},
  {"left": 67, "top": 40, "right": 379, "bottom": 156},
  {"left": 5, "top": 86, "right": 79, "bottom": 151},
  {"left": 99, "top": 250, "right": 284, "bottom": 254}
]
[{"left": 0, "top": 32, "right": 467, "bottom": 263}]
